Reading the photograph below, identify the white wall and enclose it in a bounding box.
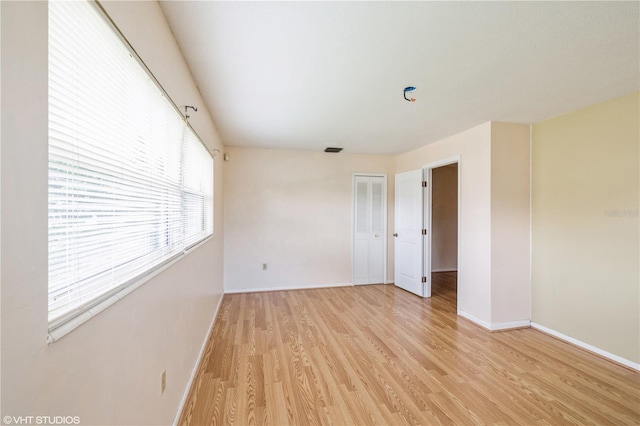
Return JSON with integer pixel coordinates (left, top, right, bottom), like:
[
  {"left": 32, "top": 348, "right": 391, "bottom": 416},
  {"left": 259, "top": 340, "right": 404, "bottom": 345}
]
[
  {"left": 490, "top": 122, "right": 531, "bottom": 325},
  {"left": 397, "top": 123, "right": 493, "bottom": 324},
  {"left": 223, "top": 146, "right": 395, "bottom": 292},
  {"left": 0, "top": 2, "right": 224, "bottom": 424},
  {"left": 397, "top": 122, "right": 531, "bottom": 329},
  {"left": 431, "top": 165, "right": 458, "bottom": 272}
]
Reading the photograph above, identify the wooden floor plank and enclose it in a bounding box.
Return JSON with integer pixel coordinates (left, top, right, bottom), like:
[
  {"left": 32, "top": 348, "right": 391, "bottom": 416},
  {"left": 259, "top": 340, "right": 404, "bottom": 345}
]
[{"left": 180, "top": 273, "right": 640, "bottom": 425}]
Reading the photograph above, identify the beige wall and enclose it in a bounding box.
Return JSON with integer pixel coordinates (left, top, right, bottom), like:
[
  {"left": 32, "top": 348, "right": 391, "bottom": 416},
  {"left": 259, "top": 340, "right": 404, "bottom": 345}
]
[
  {"left": 532, "top": 92, "right": 639, "bottom": 364},
  {"left": 223, "top": 147, "right": 395, "bottom": 291},
  {"left": 1, "top": 2, "right": 224, "bottom": 424},
  {"left": 431, "top": 165, "right": 458, "bottom": 272},
  {"left": 491, "top": 122, "right": 531, "bottom": 325},
  {"left": 397, "top": 123, "right": 493, "bottom": 324}
]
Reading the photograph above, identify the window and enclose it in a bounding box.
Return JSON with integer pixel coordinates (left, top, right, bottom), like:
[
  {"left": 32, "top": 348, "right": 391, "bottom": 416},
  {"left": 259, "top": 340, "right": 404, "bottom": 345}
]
[{"left": 48, "top": 0, "right": 213, "bottom": 333}]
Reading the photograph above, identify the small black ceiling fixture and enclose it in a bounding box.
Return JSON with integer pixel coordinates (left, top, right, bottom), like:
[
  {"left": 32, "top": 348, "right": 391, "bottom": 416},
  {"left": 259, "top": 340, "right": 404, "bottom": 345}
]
[{"left": 324, "top": 147, "right": 343, "bottom": 153}]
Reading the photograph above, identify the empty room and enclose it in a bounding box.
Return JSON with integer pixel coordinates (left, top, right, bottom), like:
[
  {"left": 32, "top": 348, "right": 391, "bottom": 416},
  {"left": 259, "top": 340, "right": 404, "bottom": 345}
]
[{"left": 1, "top": 1, "right": 638, "bottom": 425}]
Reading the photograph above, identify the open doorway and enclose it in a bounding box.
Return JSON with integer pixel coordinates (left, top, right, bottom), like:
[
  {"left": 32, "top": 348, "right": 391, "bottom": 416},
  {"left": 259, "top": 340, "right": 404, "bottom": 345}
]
[
  {"left": 430, "top": 163, "right": 458, "bottom": 309},
  {"left": 394, "top": 160, "right": 460, "bottom": 300}
]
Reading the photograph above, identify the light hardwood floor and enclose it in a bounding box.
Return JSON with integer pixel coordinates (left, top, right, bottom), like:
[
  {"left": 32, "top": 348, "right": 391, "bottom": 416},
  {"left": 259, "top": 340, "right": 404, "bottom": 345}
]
[{"left": 179, "top": 273, "right": 640, "bottom": 425}]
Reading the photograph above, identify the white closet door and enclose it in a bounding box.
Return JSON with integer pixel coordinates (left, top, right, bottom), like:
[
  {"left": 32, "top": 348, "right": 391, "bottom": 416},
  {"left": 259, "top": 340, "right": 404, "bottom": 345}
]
[{"left": 354, "top": 175, "right": 386, "bottom": 285}]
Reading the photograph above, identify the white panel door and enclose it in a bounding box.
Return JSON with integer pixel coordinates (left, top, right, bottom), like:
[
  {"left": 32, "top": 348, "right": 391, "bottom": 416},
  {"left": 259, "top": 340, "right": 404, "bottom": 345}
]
[
  {"left": 353, "top": 176, "right": 386, "bottom": 285},
  {"left": 394, "top": 169, "right": 424, "bottom": 296}
]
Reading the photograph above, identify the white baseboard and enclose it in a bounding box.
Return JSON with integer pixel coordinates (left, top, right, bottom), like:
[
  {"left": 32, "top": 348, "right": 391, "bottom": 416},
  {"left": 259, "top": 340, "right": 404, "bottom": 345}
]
[
  {"left": 530, "top": 322, "right": 640, "bottom": 371},
  {"left": 457, "top": 310, "right": 491, "bottom": 330},
  {"left": 225, "top": 282, "right": 353, "bottom": 294},
  {"left": 490, "top": 319, "right": 531, "bottom": 331},
  {"left": 458, "top": 310, "right": 530, "bottom": 332},
  {"left": 431, "top": 268, "right": 458, "bottom": 273},
  {"left": 173, "top": 294, "right": 224, "bottom": 426}
]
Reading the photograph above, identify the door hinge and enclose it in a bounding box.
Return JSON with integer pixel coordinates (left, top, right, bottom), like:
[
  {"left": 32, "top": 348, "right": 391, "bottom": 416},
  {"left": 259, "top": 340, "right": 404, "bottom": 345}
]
[
  {"left": 422, "top": 229, "right": 427, "bottom": 235},
  {"left": 422, "top": 276, "right": 427, "bottom": 283},
  {"left": 422, "top": 181, "right": 427, "bottom": 188}
]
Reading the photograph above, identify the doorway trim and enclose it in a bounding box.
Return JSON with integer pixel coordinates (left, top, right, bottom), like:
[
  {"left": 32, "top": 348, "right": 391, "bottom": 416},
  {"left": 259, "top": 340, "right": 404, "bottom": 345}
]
[
  {"left": 352, "top": 173, "right": 388, "bottom": 285},
  {"left": 422, "top": 156, "right": 461, "bottom": 304}
]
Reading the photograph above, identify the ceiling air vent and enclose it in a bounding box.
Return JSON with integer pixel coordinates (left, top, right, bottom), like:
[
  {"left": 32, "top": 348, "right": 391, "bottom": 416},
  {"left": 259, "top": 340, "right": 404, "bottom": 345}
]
[{"left": 324, "top": 147, "right": 343, "bottom": 153}]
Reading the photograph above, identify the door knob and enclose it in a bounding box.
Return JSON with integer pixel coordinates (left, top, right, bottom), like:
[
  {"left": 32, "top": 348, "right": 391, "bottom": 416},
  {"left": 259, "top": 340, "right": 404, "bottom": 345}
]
[
  {"left": 393, "top": 233, "right": 398, "bottom": 237},
  {"left": 374, "top": 234, "right": 380, "bottom": 237}
]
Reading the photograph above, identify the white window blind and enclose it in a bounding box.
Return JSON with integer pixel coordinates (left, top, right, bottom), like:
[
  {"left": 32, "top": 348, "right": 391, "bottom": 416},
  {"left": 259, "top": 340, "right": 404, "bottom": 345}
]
[{"left": 48, "top": 0, "right": 213, "bottom": 329}]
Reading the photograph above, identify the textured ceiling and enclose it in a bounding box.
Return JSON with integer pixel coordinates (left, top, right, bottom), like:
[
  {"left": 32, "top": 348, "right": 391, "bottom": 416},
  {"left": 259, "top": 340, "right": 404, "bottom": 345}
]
[{"left": 160, "top": 1, "right": 639, "bottom": 155}]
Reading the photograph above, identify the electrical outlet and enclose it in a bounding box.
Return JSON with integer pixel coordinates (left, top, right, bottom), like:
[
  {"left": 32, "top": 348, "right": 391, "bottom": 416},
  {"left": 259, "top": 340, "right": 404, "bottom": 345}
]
[
  {"left": 161, "top": 370, "right": 166, "bottom": 394},
  {"left": 262, "top": 263, "right": 268, "bottom": 270}
]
